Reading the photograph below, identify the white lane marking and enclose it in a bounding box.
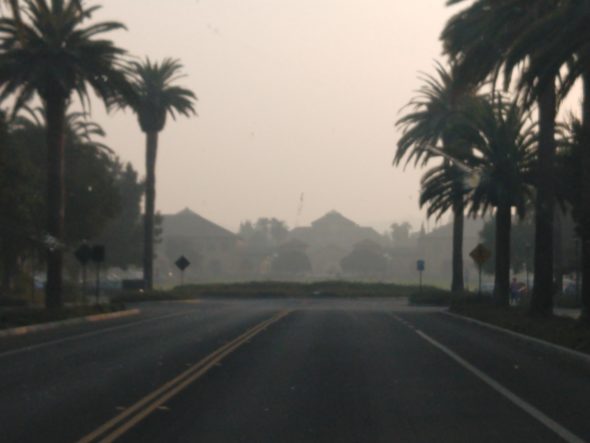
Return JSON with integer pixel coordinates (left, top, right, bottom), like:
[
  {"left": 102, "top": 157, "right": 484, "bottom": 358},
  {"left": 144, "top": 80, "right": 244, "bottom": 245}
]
[
  {"left": 0, "top": 311, "right": 194, "bottom": 359},
  {"left": 391, "top": 314, "right": 586, "bottom": 443}
]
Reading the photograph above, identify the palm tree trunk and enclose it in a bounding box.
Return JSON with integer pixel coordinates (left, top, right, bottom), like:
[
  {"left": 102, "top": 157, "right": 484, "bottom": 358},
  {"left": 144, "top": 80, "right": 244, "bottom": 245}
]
[
  {"left": 494, "top": 203, "right": 511, "bottom": 307},
  {"left": 580, "top": 73, "right": 590, "bottom": 322},
  {"left": 45, "top": 94, "right": 67, "bottom": 309},
  {"left": 143, "top": 131, "right": 158, "bottom": 291},
  {"left": 530, "top": 84, "right": 557, "bottom": 316},
  {"left": 553, "top": 209, "right": 564, "bottom": 296},
  {"left": 451, "top": 196, "right": 464, "bottom": 293}
]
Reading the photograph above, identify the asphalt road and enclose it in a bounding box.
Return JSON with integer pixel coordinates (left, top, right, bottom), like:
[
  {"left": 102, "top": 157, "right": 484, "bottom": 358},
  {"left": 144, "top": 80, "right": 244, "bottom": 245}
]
[{"left": 0, "top": 298, "right": 588, "bottom": 443}]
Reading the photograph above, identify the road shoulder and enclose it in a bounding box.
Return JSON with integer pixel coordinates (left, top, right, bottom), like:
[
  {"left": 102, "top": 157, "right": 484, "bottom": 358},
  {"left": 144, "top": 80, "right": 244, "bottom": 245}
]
[{"left": 0, "top": 308, "right": 141, "bottom": 338}]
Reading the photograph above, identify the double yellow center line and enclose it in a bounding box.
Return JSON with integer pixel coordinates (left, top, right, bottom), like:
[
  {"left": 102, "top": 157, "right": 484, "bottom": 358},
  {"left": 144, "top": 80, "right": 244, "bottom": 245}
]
[{"left": 78, "top": 310, "right": 291, "bottom": 443}]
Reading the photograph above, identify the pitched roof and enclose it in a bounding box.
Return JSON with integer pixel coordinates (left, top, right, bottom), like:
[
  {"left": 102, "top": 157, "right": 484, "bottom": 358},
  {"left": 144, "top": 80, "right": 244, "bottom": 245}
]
[
  {"left": 162, "top": 208, "right": 237, "bottom": 239},
  {"left": 311, "top": 210, "right": 358, "bottom": 229}
]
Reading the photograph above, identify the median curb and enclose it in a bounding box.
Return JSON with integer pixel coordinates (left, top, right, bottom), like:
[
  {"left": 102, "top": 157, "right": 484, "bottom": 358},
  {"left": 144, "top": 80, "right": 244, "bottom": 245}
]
[
  {"left": 0, "top": 308, "right": 141, "bottom": 338},
  {"left": 443, "top": 310, "right": 590, "bottom": 366}
]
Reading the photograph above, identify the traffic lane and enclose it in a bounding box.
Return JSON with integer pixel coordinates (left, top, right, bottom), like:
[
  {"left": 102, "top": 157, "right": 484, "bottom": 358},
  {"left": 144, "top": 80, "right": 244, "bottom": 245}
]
[
  {"left": 0, "top": 302, "right": 280, "bottom": 443},
  {"left": 398, "top": 312, "right": 590, "bottom": 441},
  {"left": 117, "top": 309, "right": 560, "bottom": 443},
  {"left": 0, "top": 300, "right": 228, "bottom": 355}
]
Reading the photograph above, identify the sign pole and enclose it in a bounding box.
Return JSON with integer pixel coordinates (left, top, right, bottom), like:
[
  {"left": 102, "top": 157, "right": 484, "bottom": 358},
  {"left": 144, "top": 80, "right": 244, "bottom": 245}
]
[
  {"left": 82, "top": 263, "right": 87, "bottom": 295},
  {"left": 416, "top": 260, "right": 425, "bottom": 293},
  {"left": 419, "top": 270, "right": 423, "bottom": 293},
  {"left": 175, "top": 256, "right": 191, "bottom": 288},
  {"left": 95, "top": 261, "right": 100, "bottom": 305},
  {"left": 478, "top": 264, "right": 482, "bottom": 296},
  {"left": 470, "top": 244, "right": 491, "bottom": 296}
]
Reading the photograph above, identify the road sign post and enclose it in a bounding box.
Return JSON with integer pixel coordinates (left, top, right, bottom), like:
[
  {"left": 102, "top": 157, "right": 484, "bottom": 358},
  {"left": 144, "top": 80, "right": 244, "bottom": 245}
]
[
  {"left": 469, "top": 244, "right": 491, "bottom": 296},
  {"left": 74, "top": 243, "right": 92, "bottom": 294},
  {"left": 91, "top": 245, "right": 105, "bottom": 304},
  {"left": 175, "top": 256, "right": 191, "bottom": 286},
  {"left": 417, "top": 260, "right": 425, "bottom": 292}
]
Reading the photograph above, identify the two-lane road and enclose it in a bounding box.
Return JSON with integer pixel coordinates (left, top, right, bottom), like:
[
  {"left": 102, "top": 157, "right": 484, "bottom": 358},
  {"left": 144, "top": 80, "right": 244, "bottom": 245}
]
[{"left": 0, "top": 298, "right": 588, "bottom": 442}]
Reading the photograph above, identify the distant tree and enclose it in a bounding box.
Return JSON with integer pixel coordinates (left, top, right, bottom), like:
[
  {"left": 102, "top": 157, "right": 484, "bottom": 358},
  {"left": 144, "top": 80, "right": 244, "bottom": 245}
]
[
  {"left": 240, "top": 217, "right": 290, "bottom": 251},
  {"left": 97, "top": 163, "right": 144, "bottom": 269},
  {"left": 341, "top": 249, "right": 387, "bottom": 276},
  {"left": 1, "top": 110, "right": 124, "bottom": 291},
  {"left": 443, "top": 0, "right": 561, "bottom": 315},
  {"left": 0, "top": 0, "right": 132, "bottom": 307},
  {"left": 480, "top": 217, "right": 535, "bottom": 276},
  {"left": 465, "top": 96, "right": 536, "bottom": 306},
  {"left": 118, "top": 58, "right": 197, "bottom": 290},
  {"left": 271, "top": 250, "right": 312, "bottom": 275},
  {"left": 0, "top": 112, "right": 42, "bottom": 292},
  {"left": 559, "top": 118, "right": 589, "bottom": 316},
  {"left": 269, "top": 219, "right": 289, "bottom": 245},
  {"left": 238, "top": 221, "right": 255, "bottom": 240},
  {"left": 390, "top": 222, "right": 412, "bottom": 246},
  {"left": 395, "top": 62, "right": 477, "bottom": 293}
]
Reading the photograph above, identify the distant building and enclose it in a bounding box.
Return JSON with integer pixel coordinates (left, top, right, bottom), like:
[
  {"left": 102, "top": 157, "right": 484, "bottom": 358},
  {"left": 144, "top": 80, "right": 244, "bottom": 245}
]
[
  {"left": 156, "top": 208, "right": 239, "bottom": 284},
  {"left": 289, "top": 211, "right": 389, "bottom": 278}
]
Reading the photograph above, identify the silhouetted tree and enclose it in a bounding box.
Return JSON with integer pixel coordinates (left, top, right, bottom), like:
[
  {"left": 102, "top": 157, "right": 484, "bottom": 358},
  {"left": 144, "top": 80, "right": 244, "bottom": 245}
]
[
  {"left": 395, "top": 62, "right": 476, "bottom": 293},
  {"left": 341, "top": 249, "right": 388, "bottom": 276},
  {"left": 443, "top": 0, "right": 561, "bottom": 315},
  {"left": 0, "top": 0, "right": 131, "bottom": 307},
  {"left": 119, "top": 58, "right": 196, "bottom": 290},
  {"left": 466, "top": 96, "right": 536, "bottom": 306},
  {"left": 390, "top": 222, "right": 412, "bottom": 246},
  {"left": 271, "top": 250, "right": 312, "bottom": 276}
]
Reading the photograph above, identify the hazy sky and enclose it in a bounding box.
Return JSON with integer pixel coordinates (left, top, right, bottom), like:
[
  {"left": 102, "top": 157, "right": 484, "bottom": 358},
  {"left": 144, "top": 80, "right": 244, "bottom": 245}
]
[{"left": 86, "top": 1, "right": 476, "bottom": 232}]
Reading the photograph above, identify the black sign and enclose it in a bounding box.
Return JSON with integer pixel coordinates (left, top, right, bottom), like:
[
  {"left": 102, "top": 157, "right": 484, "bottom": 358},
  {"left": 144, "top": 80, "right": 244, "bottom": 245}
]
[
  {"left": 175, "top": 256, "right": 191, "bottom": 271},
  {"left": 91, "top": 245, "right": 105, "bottom": 263},
  {"left": 75, "top": 244, "right": 92, "bottom": 265}
]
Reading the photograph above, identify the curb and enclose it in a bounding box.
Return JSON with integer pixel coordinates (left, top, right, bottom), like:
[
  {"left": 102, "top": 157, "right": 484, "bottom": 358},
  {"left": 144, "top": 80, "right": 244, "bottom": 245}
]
[
  {"left": 0, "top": 308, "right": 141, "bottom": 338},
  {"left": 443, "top": 310, "right": 590, "bottom": 365}
]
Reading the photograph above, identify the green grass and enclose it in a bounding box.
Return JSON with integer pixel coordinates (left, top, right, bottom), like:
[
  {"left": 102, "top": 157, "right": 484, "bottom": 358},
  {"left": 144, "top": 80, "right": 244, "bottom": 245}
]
[
  {"left": 450, "top": 299, "right": 590, "bottom": 354},
  {"left": 111, "top": 281, "right": 425, "bottom": 303},
  {"left": 0, "top": 303, "right": 126, "bottom": 330}
]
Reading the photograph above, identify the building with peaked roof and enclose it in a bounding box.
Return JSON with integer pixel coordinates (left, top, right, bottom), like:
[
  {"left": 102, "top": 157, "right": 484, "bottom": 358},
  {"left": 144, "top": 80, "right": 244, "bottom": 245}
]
[
  {"left": 290, "top": 210, "right": 385, "bottom": 250},
  {"left": 288, "top": 211, "right": 389, "bottom": 278},
  {"left": 155, "top": 208, "right": 239, "bottom": 285}
]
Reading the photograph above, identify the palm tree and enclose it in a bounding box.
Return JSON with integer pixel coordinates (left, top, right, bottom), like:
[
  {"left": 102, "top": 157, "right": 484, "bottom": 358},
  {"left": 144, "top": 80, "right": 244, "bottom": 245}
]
[
  {"left": 120, "top": 58, "right": 196, "bottom": 290},
  {"left": 419, "top": 161, "right": 468, "bottom": 268},
  {"left": 502, "top": 0, "right": 590, "bottom": 319},
  {"left": 0, "top": 0, "right": 130, "bottom": 308},
  {"left": 395, "top": 62, "right": 476, "bottom": 292},
  {"left": 442, "top": 0, "right": 561, "bottom": 316},
  {"left": 466, "top": 96, "right": 536, "bottom": 306}
]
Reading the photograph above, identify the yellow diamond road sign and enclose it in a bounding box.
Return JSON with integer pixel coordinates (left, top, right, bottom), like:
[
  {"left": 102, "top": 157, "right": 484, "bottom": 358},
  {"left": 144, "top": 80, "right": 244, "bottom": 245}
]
[{"left": 470, "top": 243, "right": 492, "bottom": 267}]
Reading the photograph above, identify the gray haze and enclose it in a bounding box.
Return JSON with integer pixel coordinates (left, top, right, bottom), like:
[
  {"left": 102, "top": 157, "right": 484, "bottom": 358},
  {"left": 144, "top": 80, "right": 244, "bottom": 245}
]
[{"left": 88, "top": 1, "right": 578, "bottom": 233}]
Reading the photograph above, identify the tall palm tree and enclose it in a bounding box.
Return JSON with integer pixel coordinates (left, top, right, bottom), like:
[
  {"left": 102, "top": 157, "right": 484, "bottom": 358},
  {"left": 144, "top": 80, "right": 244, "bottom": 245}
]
[
  {"left": 0, "top": 0, "right": 130, "bottom": 308},
  {"left": 395, "top": 62, "right": 476, "bottom": 292},
  {"left": 419, "top": 161, "right": 468, "bottom": 269},
  {"left": 120, "top": 58, "right": 196, "bottom": 290},
  {"left": 466, "top": 96, "right": 536, "bottom": 306},
  {"left": 442, "top": 0, "right": 561, "bottom": 316},
  {"left": 502, "top": 0, "right": 590, "bottom": 319}
]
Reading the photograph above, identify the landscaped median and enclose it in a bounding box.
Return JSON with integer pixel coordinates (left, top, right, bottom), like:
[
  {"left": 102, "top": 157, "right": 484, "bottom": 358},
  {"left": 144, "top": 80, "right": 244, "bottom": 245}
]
[
  {"left": 449, "top": 298, "right": 590, "bottom": 357},
  {"left": 110, "top": 281, "right": 419, "bottom": 303},
  {"left": 0, "top": 304, "right": 139, "bottom": 337}
]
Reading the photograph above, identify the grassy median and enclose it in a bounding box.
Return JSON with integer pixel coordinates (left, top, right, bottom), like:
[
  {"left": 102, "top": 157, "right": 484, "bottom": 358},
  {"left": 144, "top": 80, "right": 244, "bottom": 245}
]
[{"left": 111, "top": 281, "right": 426, "bottom": 303}]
